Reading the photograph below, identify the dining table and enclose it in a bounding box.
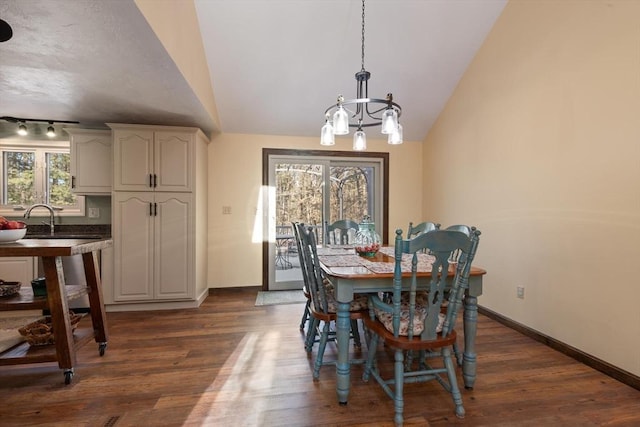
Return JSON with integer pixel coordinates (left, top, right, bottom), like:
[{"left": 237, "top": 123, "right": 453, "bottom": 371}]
[{"left": 318, "top": 245, "right": 486, "bottom": 404}]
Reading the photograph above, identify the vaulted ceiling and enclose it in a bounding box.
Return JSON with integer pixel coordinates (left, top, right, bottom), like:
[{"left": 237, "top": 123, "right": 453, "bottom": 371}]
[{"left": 0, "top": 0, "right": 506, "bottom": 142}]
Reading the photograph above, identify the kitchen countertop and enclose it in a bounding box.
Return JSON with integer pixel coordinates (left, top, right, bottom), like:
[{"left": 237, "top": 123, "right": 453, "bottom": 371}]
[{"left": 24, "top": 224, "right": 111, "bottom": 239}]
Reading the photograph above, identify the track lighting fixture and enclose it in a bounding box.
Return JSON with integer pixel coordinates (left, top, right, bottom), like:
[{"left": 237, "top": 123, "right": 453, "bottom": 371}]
[{"left": 0, "top": 116, "right": 79, "bottom": 137}]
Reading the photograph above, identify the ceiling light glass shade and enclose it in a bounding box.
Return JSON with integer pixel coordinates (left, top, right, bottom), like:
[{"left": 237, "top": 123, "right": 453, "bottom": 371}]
[
  {"left": 388, "top": 123, "right": 403, "bottom": 145},
  {"left": 332, "top": 106, "right": 349, "bottom": 135},
  {"left": 320, "top": 121, "right": 335, "bottom": 145},
  {"left": 353, "top": 129, "right": 367, "bottom": 151},
  {"left": 17, "top": 124, "right": 27, "bottom": 136},
  {"left": 380, "top": 108, "right": 398, "bottom": 134},
  {"left": 46, "top": 125, "right": 56, "bottom": 137}
]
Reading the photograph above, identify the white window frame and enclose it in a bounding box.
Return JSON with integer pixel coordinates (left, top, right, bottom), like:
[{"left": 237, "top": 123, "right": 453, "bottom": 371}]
[{"left": 0, "top": 138, "right": 85, "bottom": 217}]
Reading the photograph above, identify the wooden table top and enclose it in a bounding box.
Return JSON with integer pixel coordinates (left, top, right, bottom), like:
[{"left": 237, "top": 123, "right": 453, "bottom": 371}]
[{"left": 0, "top": 238, "right": 112, "bottom": 257}]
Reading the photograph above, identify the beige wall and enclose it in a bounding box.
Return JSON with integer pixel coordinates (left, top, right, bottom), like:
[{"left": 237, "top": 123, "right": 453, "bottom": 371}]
[
  {"left": 424, "top": 0, "right": 640, "bottom": 376},
  {"left": 207, "top": 133, "right": 423, "bottom": 288},
  {"left": 135, "top": 0, "right": 220, "bottom": 132}
]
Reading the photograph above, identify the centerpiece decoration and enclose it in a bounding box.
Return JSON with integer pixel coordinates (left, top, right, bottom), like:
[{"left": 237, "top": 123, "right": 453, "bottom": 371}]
[{"left": 354, "top": 216, "right": 381, "bottom": 257}]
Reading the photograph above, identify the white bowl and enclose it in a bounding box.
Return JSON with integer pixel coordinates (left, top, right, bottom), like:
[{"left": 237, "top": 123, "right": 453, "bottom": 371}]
[{"left": 0, "top": 227, "right": 27, "bottom": 243}]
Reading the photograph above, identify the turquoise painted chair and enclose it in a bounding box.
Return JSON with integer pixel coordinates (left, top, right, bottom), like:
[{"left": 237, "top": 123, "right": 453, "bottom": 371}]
[
  {"left": 291, "top": 222, "right": 312, "bottom": 331},
  {"left": 295, "top": 222, "right": 368, "bottom": 379},
  {"left": 363, "top": 227, "right": 481, "bottom": 425},
  {"left": 325, "top": 219, "right": 359, "bottom": 245}
]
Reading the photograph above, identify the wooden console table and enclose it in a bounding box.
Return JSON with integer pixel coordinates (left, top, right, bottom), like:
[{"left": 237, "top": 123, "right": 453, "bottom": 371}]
[{"left": 0, "top": 238, "right": 112, "bottom": 384}]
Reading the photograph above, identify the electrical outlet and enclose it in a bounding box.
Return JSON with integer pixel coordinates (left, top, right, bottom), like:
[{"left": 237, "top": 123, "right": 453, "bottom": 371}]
[
  {"left": 517, "top": 286, "right": 525, "bottom": 299},
  {"left": 88, "top": 207, "right": 100, "bottom": 219},
  {"left": 222, "top": 206, "right": 232, "bottom": 215}
]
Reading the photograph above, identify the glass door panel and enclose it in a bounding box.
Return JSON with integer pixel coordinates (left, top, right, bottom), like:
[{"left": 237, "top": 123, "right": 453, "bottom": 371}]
[{"left": 266, "top": 152, "right": 385, "bottom": 290}]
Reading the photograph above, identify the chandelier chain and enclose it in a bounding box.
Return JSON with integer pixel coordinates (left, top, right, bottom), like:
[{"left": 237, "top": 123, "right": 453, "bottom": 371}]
[{"left": 361, "top": 0, "right": 366, "bottom": 72}]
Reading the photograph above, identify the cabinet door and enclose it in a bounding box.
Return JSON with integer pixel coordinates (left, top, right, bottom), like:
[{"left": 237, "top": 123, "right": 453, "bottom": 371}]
[
  {"left": 154, "top": 132, "right": 192, "bottom": 192},
  {"left": 113, "top": 130, "right": 154, "bottom": 191},
  {"left": 113, "top": 192, "right": 154, "bottom": 301},
  {"left": 70, "top": 130, "right": 112, "bottom": 194},
  {"left": 0, "top": 257, "right": 36, "bottom": 285},
  {"left": 154, "top": 193, "right": 193, "bottom": 299}
]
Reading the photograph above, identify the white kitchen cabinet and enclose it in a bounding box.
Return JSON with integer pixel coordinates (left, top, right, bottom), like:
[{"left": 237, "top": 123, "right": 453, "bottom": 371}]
[
  {"left": 109, "top": 124, "right": 194, "bottom": 192},
  {"left": 108, "top": 124, "right": 209, "bottom": 310},
  {"left": 65, "top": 128, "right": 112, "bottom": 195},
  {"left": 0, "top": 257, "right": 37, "bottom": 286},
  {"left": 112, "top": 191, "right": 193, "bottom": 302}
]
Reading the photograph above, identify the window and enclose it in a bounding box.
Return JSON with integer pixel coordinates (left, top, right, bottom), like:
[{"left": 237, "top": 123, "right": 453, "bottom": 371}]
[{"left": 0, "top": 139, "right": 84, "bottom": 216}]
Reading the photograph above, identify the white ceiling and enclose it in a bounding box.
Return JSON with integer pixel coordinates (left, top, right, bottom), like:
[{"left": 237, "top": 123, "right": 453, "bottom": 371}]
[{"left": 0, "top": 0, "right": 506, "bottom": 142}]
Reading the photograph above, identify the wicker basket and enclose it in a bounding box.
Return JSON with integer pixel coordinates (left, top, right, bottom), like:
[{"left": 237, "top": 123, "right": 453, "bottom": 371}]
[{"left": 18, "top": 312, "right": 84, "bottom": 346}]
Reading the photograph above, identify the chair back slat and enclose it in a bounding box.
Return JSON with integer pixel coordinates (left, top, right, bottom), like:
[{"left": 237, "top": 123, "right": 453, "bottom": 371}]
[{"left": 325, "top": 219, "right": 359, "bottom": 245}]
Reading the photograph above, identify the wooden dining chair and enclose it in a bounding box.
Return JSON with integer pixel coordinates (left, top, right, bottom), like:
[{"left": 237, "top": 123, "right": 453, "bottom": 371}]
[
  {"left": 363, "top": 227, "right": 481, "bottom": 425},
  {"left": 291, "top": 222, "right": 312, "bottom": 332},
  {"left": 406, "top": 221, "right": 440, "bottom": 238},
  {"left": 295, "top": 222, "right": 368, "bottom": 379},
  {"left": 325, "top": 219, "right": 359, "bottom": 245}
]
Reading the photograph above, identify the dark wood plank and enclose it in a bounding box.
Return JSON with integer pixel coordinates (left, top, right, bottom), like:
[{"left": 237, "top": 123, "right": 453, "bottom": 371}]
[{"left": 0, "top": 287, "right": 639, "bottom": 426}]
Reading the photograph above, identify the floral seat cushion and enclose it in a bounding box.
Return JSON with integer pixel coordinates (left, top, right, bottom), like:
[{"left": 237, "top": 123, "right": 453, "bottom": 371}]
[
  {"left": 374, "top": 304, "right": 445, "bottom": 336},
  {"left": 317, "top": 278, "right": 368, "bottom": 312}
]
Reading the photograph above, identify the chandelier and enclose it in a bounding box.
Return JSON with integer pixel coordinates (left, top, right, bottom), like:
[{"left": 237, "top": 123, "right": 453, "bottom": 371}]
[{"left": 320, "top": 0, "right": 402, "bottom": 151}]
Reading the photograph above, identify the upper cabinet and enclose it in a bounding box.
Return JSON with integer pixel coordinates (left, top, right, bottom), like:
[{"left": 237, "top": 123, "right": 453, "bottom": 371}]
[
  {"left": 65, "top": 128, "right": 112, "bottom": 195},
  {"left": 109, "top": 124, "right": 195, "bottom": 192}
]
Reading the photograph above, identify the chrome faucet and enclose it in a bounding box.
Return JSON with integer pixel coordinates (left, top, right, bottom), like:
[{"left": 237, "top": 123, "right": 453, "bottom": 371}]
[{"left": 24, "top": 203, "right": 56, "bottom": 235}]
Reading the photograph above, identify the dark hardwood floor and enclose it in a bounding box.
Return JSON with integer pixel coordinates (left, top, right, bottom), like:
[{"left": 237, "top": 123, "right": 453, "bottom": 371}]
[{"left": 1, "top": 287, "right": 639, "bottom": 426}]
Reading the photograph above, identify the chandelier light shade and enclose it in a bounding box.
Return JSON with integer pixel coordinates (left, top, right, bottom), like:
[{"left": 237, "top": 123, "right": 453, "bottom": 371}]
[
  {"left": 320, "top": 0, "right": 403, "bottom": 149},
  {"left": 320, "top": 119, "right": 335, "bottom": 145},
  {"left": 380, "top": 108, "right": 399, "bottom": 134},
  {"left": 388, "top": 123, "right": 403, "bottom": 145},
  {"left": 353, "top": 128, "right": 367, "bottom": 151},
  {"left": 332, "top": 104, "right": 350, "bottom": 135}
]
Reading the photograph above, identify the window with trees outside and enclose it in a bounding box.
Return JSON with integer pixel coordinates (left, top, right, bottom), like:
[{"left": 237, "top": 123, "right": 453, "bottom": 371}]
[
  {"left": 264, "top": 148, "right": 388, "bottom": 290},
  {"left": 0, "top": 140, "right": 84, "bottom": 216}
]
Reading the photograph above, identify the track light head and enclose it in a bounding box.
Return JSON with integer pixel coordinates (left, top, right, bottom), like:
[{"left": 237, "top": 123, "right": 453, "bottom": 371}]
[
  {"left": 17, "top": 123, "right": 27, "bottom": 136},
  {"left": 46, "top": 123, "right": 56, "bottom": 137}
]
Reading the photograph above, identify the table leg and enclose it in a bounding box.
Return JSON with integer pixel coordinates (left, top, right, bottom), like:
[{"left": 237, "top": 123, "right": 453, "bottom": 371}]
[
  {"left": 82, "top": 252, "right": 108, "bottom": 346},
  {"left": 336, "top": 301, "right": 351, "bottom": 404},
  {"left": 462, "top": 294, "right": 478, "bottom": 389},
  {"left": 42, "top": 256, "right": 76, "bottom": 370}
]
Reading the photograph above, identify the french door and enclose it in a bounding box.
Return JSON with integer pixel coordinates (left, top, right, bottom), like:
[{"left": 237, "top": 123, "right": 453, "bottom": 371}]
[{"left": 263, "top": 149, "right": 388, "bottom": 290}]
